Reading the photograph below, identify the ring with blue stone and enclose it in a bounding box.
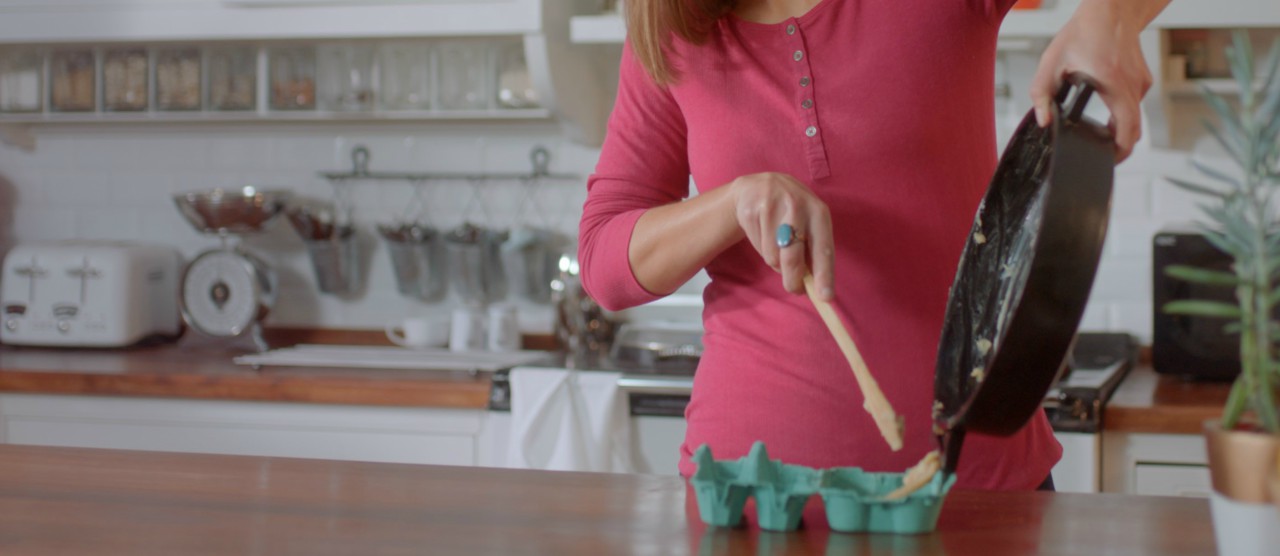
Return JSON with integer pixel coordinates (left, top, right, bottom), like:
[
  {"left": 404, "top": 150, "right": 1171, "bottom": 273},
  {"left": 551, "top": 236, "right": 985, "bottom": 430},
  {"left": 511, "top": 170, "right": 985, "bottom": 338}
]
[{"left": 775, "top": 223, "right": 805, "bottom": 248}]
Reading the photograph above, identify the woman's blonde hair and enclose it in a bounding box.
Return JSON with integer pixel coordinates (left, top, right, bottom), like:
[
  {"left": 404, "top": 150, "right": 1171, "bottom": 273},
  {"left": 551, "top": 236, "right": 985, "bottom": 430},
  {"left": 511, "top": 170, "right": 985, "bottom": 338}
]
[{"left": 626, "top": 0, "right": 735, "bottom": 85}]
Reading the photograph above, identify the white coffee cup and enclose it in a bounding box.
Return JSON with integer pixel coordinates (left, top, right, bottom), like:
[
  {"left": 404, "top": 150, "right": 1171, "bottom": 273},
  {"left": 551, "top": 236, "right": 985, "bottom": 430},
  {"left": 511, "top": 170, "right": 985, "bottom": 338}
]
[
  {"left": 487, "top": 304, "right": 520, "bottom": 352},
  {"left": 386, "top": 316, "right": 449, "bottom": 349},
  {"left": 449, "top": 307, "right": 486, "bottom": 352}
]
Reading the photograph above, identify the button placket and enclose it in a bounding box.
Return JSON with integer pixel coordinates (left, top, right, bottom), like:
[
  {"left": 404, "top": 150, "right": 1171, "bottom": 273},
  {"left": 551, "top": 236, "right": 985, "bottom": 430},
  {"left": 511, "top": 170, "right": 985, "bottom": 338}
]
[{"left": 784, "top": 19, "right": 830, "bottom": 180}]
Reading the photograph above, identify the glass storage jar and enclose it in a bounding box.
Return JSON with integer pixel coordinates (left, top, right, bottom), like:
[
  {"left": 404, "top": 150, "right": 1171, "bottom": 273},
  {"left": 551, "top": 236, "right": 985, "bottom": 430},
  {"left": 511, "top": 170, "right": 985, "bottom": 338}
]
[
  {"left": 103, "top": 47, "right": 149, "bottom": 111},
  {"left": 0, "top": 48, "right": 43, "bottom": 113},
  {"left": 317, "top": 43, "right": 375, "bottom": 111},
  {"left": 50, "top": 48, "right": 96, "bottom": 112},
  {"left": 378, "top": 42, "right": 432, "bottom": 111},
  {"left": 269, "top": 46, "right": 316, "bottom": 110},
  {"left": 494, "top": 41, "right": 539, "bottom": 109},
  {"left": 155, "top": 46, "right": 201, "bottom": 111},
  {"left": 207, "top": 46, "right": 257, "bottom": 111},
  {"left": 437, "top": 40, "right": 491, "bottom": 111}
]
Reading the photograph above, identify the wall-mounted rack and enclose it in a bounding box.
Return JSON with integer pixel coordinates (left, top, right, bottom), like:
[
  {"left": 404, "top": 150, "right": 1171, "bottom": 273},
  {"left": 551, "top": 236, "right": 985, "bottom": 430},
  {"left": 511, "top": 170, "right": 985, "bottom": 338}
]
[{"left": 319, "top": 145, "right": 578, "bottom": 183}]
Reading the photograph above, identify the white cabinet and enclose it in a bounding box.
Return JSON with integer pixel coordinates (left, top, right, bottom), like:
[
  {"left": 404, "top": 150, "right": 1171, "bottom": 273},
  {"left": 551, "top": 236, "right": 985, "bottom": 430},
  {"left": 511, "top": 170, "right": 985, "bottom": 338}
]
[
  {"left": 1102, "top": 432, "right": 1210, "bottom": 497},
  {"left": 1133, "top": 462, "right": 1213, "bottom": 497},
  {"left": 0, "top": 393, "right": 490, "bottom": 466}
]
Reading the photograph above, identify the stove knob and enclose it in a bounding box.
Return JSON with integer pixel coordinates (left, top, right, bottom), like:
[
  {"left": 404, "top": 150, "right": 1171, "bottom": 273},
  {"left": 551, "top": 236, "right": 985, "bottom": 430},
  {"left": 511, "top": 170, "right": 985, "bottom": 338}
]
[
  {"left": 4, "top": 319, "right": 16, "bottom": 332},
  {"left": 56, "top": 320, "right": 71, "bottom": 334}
]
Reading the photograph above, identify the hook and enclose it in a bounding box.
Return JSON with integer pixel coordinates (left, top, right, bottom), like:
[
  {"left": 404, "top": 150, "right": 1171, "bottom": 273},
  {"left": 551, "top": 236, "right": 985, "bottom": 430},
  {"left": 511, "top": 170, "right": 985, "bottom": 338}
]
[
  {"left": 530, "top": 146, "right": 551, "bottom": 178},
  {"left": 352, "top": 145, "right": 371, "bottom": 177}
]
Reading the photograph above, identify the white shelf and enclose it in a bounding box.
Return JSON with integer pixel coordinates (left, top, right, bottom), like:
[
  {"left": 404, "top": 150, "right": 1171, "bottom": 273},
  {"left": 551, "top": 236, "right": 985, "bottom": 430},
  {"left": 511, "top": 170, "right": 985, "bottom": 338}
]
[
  {"left": 570, "top": 13, "right": 626, "bottom": 44},
  {"left": 0, "top": 108, "right": 552, "bottom": 124},
  {"left": 1165, "top": 78, "right": 1266, "bottom": 98}
]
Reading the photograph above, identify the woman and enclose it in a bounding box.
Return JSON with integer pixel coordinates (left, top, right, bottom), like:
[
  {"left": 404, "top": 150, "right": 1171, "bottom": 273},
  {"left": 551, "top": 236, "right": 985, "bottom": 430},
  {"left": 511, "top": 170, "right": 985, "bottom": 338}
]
[{"left": 579, "top": 0, "right": 1168, "bottom": 490}]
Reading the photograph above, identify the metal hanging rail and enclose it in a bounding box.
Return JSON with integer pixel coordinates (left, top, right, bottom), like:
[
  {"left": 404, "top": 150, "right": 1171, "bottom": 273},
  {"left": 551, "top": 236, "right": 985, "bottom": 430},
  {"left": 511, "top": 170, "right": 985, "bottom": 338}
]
[{"left": 319, "top": 144, "right": 578, "bottom": 182}]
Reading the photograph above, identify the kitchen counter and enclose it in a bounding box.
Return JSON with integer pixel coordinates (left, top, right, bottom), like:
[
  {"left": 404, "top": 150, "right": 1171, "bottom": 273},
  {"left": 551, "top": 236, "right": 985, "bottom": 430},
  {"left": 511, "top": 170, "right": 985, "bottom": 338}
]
[
  {"left": 0, "top": 443, "right": 1213, "bottom": 555},
  {"left": 0, "top": 343, "right": 495, "bottom": 409},
  {"left": 1106, "top": 364, "right": 1228, "bottom": 434},
  {"left": 0, "top": 338, "right": 1231, "bottom": 432}
]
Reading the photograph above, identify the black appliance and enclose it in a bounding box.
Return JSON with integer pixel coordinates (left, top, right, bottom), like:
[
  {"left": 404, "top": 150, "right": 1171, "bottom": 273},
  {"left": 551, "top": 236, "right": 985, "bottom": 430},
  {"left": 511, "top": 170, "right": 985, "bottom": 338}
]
[{"left": 1152, "top": 229, "right": 1243, "bottom": 381}]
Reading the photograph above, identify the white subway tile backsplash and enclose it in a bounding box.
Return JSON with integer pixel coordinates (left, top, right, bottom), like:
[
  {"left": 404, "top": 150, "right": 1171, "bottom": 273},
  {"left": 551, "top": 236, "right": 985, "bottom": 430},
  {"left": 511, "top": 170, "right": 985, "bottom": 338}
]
[
  {"left": 42, "top": 171, "right": 110, "bottom": 207},
  {"left": 0, "top": 123, "right": 1201, "bottom": 341},
  {"left": 106, "top": 173, "right": 174, "bottom": 206},
  {"left": 1091, "top": 258, "right": 1151, "bottom": 303},
  {"left": 1109, "top": 301, "right": 1154, "bottom": 345},
  {"left": 75, "top": 208, "right": 141, "bottom": 241},
  {"left": 131, "top": 136, "right": 210, "bottom": 170},
  {"left": 13, "top": 207, "right": 77, "bottom": 242},
  {"left": 1110, "top": 173, "right": 1151, "bottom": 218},
  {"left": 1079, "top": 302, "right": 1111, "bottom": 331},
  {"left": 1104, "top": 218, "right": 1160, "bottom": 259},
  {"left": 206, "top": 137, "right": 278, "bottom": 172},
  {"left": 410, "top": 135, "right": 486, "bottom": 174}
]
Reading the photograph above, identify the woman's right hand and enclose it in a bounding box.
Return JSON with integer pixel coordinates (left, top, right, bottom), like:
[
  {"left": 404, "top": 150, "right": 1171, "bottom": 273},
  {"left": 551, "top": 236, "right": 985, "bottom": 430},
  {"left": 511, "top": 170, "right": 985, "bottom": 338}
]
[{"left": 731, "top": 172, "right": 835, "bottom": 301}]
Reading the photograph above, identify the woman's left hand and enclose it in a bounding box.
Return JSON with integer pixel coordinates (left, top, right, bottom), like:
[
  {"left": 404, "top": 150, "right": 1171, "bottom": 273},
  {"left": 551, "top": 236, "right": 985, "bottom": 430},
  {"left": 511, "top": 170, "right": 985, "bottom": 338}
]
[{"left": 1028, "top": 0, "right": 1170, "bottom": 163}]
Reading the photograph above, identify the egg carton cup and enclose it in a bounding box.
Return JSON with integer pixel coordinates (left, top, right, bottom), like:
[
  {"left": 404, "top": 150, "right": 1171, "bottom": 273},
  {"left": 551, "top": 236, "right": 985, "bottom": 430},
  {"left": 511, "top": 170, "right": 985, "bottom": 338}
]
[{"left": 690, "top": 442, "right": 955, "bottom": 534}]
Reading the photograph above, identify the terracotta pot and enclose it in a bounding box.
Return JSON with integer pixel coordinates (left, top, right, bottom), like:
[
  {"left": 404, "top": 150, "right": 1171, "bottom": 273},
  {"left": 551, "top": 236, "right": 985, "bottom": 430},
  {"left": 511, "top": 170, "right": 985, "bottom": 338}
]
[
  {"left": 1011, "top": 0, "right": 1042, "bottom": 10},
  {"left": 1204, "top": 420, "right": 1280, "bottom": 504}
]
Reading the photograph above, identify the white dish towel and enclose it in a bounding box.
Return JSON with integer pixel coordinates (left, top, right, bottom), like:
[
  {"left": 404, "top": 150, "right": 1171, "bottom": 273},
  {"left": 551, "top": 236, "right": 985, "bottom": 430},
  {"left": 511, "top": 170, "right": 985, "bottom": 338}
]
[{"left": 505, "top": 367, "right": 635, "bottom": 473}]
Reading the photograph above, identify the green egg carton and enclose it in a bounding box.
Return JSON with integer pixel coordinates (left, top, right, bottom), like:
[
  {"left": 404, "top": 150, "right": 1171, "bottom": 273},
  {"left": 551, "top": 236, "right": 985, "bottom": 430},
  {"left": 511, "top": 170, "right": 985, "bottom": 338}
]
[
  {"left": 818, "top": 467, "right": 956, "bottom": 534},
  {"left": 690, "top": 442, "right": 821, "bottom": 531},
  {"left": 691, "top": 442, "right": 956, "bottom": 535}
]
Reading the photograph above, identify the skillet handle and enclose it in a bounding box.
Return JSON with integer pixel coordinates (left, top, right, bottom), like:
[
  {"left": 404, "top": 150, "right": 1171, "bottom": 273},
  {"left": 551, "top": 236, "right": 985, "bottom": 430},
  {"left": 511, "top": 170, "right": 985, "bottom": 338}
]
[{"left": 1053, "top": 72, "right": 1102, "bottom": 126}]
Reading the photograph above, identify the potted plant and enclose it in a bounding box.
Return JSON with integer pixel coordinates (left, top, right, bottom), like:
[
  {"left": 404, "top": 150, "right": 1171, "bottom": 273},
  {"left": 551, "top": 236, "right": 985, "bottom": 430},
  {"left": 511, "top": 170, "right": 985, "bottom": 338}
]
[{"left": 1163, "top": 30, "right": 1280, "bottom": 556}]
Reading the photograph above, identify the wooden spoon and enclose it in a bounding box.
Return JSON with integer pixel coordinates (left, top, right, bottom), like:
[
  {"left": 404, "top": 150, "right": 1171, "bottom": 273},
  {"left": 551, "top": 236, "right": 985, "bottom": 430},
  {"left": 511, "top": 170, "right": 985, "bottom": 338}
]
[{"left": 803, "top": 274, "right": 904, "bottom": 451}]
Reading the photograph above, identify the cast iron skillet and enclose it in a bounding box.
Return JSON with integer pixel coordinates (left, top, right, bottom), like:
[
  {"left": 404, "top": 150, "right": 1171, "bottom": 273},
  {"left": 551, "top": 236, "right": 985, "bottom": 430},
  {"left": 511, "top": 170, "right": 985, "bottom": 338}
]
[{"left": 933, "top": 74, "right": 1115, "bottom": 475}]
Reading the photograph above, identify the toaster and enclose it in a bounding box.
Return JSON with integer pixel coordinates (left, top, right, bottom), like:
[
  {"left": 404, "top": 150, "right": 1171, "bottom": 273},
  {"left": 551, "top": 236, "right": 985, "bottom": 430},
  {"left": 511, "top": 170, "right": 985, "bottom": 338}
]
[{"left": 1, "top": 241, "right": 183, "bottom": 347}]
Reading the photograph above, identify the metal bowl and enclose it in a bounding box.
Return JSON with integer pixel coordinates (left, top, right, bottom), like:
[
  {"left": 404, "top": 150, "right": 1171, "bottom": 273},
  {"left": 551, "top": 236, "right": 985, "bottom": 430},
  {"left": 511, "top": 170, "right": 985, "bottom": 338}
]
[{"left": 174, "top": 187, "right": 292, "bottom": 235}]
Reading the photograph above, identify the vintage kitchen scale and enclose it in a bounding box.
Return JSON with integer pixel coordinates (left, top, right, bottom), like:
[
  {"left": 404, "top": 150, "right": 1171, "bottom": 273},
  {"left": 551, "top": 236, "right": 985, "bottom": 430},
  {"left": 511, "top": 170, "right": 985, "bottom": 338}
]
[{"left": 173, "top": 187, "right": 291, "bottom": 352}]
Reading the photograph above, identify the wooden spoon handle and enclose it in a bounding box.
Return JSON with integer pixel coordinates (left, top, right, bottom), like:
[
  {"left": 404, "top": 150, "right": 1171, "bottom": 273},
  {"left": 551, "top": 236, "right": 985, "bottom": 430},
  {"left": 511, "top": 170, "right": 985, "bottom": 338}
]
[{"left": 803, "top": 274, "right": 904, "bottom": 451}]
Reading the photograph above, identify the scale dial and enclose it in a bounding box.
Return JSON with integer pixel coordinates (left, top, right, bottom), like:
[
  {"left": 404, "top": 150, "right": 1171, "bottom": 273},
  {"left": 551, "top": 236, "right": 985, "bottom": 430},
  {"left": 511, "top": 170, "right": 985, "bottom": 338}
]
[{"left": 180, "top": 249, "right": 272, "bottom": 338}]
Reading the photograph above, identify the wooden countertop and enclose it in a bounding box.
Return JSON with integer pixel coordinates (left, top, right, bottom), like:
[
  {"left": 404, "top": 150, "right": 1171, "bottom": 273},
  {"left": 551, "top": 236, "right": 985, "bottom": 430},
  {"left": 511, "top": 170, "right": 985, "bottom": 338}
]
[
  {"left": 0, "top": 343, "right": 494, "bottom": 409},
  {"left": 0, "top": 331, "right": 1235, "bottom": 430},
  {"left": 1106, "top": 364, "right": 1229, "bottom": 435},
  {"left": 0, "top": 443, "right": 1213, "bottom": 555}
]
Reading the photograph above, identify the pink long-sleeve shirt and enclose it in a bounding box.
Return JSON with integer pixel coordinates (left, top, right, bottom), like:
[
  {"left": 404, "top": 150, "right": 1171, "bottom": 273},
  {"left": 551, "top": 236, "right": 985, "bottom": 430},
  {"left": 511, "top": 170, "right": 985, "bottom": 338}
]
[{"left": 579, "top": 0, "right": 1061, "bottom": 490}]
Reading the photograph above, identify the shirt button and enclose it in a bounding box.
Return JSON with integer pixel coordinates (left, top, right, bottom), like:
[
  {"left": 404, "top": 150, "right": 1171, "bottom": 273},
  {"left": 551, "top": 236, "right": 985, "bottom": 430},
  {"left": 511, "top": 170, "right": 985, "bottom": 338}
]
[
  {"left": 800, "top": 76, "right": 811, "bottom": 87},
  {"left": 786, "top": 24, "right": 796, "bottom": 35},
  {"left": 802, "top": 99, "right": 813, "bottom": 109},
  {"left": 793, "top": 50, "right": 804, "bottom": 62},
  {"left": 805, "top": 126, "right": 817, "bottom": 137}
]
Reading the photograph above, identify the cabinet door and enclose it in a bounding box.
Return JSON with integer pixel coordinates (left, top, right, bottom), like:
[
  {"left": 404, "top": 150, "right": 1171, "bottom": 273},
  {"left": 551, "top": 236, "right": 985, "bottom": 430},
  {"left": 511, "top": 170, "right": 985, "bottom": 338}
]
[
  {"left": 0, "top": 394, "right": 485, "bottom": 466},
  {"left": 1133, "top": 463, "right": 1212, "bottom": 498}
]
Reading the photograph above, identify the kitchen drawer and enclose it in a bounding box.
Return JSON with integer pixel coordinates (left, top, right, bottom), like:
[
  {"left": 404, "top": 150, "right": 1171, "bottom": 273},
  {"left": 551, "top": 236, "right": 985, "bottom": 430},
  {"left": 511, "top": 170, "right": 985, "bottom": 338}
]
[
  {"left": 0, "top": 393, "right": 486, "bottom": 466},
  {"left": 1133, "top": 462, "right": 1212, "bottom": 498}
]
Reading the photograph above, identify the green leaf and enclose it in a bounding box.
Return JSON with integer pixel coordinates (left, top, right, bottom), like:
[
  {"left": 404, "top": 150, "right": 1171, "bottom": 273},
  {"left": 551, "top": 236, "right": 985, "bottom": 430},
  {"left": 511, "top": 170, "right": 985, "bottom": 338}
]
[
  {"left": 1201, "top": 228, "right": 1245, "bottom": 257},
  {"left": 1269, "top": 287, "right": 1280, "bottom": 307},
  {"left": 1221, "top": 377, "right": 1250, "bottom": 430},
  {"left": 1165, "top": 264, "right": 1243, "bottom": 286},
  {"left": 1163, "top": 300, "right": 1244, "bottom": 318},
  {"left": 1204, "top": 122, "right": 1249, "bottom": 168},
  {"left": 1225, "top": 321, "right": 1244, "bottom": 335},
  {"left": 1190, "top": 157, "right": 1244, "bottom": 188},
  {"left": 1253, "top": 387, "right": 1280, "bottom": 433},
  {"left": 1201, "top": 91, "right": 1250, "bottom": 152},
  {"left": 1166, "top": 176, "right": 1226, "bottom": 198},
  {"left": 1229, "top": 31, "right": 1256, "bottom": 107}
]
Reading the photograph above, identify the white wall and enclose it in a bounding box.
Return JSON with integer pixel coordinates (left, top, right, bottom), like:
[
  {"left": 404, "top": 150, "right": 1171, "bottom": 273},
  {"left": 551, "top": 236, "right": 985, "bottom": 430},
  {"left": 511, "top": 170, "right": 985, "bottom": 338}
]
[
  {"left": 0, "top": 109, "right": 1210, "bottom": 343},
  {"left": 0, "top": 121, "right": 598, "bottom": 332}
]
